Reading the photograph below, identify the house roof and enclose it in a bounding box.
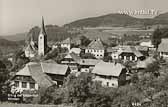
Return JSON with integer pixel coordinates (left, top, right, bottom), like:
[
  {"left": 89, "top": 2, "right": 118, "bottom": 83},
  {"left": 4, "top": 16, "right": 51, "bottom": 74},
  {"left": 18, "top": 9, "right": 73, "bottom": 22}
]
[
  {"left": 78, "top": 59, "right": 100, "bottom": 66},
  {"left": 64, "top": 52, "right": 81, "bottom": 63},
  {"left": 41, "top": 62, "right": 69, "bottom": 75},
  {"left": 15, "top": 62, "right": 69, "bottom": 87},
  {"left": 16, "top": 62, "right": 37, "bottom": 76},
  {"left": 92, "top": 61, "right": 124, "bottom": 76},
  {"left": 119, "top": 46, "right": 143, "bottom": 57},
  {"left": 70, "top": 48, "right": 81, "bottom": 55},
  {"left": 87, "top": 38, "right": 104, "bottom": 50},
  {"left": 135, "top": 46, "right": 148, "bottom": 51},
  {"left": 158, "top": 38, "right": 168, "bottom": 52},
  {"left": 28, "top": 64, "right": 54, "bottom": 93}
]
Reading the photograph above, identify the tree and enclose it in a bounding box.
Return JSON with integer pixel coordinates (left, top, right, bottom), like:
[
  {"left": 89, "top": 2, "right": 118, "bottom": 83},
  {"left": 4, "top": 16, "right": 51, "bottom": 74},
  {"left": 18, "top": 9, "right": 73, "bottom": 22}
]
[
  {"left": 151, "top": 28, "right": 162, "bottom": 49},
  {"left": 80, "top": 36, "right": 91, "bottom": 46}
]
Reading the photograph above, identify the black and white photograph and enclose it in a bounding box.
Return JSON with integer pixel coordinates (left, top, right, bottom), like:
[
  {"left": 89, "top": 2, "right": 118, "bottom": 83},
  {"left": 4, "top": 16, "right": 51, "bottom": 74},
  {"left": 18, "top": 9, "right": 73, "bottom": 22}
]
[{"left": 0, "top": 0, "right": 168, "bottom": 107}]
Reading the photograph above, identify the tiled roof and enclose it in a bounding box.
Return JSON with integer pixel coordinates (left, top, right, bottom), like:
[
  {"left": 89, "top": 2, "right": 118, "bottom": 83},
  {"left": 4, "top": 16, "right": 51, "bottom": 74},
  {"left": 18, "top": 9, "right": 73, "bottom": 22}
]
[
  {"left": 158, "top": 38, "right": 168, "bottom": 52},
  {"left": 92, "top": 61, "right": 124, "bottom": 77},
  {"left": 28, "top": 64, "right": 54, "bottom": 93},
  {"left": 41, "top": 62, "right": 69, "bottom": 75},
  {"left": 87, "top": 38, "right": 104, "bottom": 50},
  {"left": 78, "top": 59, "right": 100, "bottom": 66},
  {"left": 16, "top": 62, "right": 37, "bottom": 76},
  {"left": 64, "top": 52, "right": 81, "bottom": 63}
]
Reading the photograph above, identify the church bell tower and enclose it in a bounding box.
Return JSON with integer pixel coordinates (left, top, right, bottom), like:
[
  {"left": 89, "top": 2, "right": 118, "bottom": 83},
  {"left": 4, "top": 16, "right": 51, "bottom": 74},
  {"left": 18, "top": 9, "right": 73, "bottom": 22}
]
[{"left": 38, "top": 17, "right": 47, "bottom": 56}]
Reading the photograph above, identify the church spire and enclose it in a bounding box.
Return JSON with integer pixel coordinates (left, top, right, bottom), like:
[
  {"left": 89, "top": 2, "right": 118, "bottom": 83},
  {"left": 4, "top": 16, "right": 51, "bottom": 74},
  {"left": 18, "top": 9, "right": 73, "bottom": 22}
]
[{"left": 40, "top": 16, "right": 46, "bottom": 35}]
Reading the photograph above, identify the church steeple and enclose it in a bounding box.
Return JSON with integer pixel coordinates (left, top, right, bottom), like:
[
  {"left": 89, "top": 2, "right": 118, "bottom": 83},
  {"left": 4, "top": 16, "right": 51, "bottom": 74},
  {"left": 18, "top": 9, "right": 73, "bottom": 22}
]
[
  {"left": 40, "top": 16, "right": 47, "bottom": 36},
  {"left": 38, "top": 16, "right": 48, "bottom": 56}
]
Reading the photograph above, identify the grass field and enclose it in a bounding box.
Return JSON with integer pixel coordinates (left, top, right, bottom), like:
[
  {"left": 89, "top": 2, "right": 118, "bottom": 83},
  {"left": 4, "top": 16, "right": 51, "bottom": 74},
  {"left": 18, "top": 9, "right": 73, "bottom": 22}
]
[{"left": 0, "top": 103, "right": 74, "bottom": 107}]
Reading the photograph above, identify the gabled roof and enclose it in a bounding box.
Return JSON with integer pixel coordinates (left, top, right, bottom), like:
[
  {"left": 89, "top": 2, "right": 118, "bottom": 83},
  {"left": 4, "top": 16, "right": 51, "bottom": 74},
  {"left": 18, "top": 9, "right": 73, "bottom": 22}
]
[
  {"left": 119, "top": 46, "right": 143, "bottom": 57},
  {"left": 64, "top": 52, "right": 81, "bottom": 63},
  {"left": 16, "top": 62, "right": 37, "bottom": 76},
  {"left": 70, "top": 48, "right": 81, "bottom": 55},
  {"left": 87, "top": 38, "right": 104, "bottom": 50},
  {"left": 158, "top": 38, "right": 168, "bottom": 52},
  {"left": 78, "top": 59, "right": 100, "bottom": 66},
  {"left": 41, "top": 62, "right": 69, "bottom": 75},
  {"left": 28, "top": 64, "right": 54, "bottom": 93},
  {"left": 92, "top": 61, "right": 124, "bottom": 77}
]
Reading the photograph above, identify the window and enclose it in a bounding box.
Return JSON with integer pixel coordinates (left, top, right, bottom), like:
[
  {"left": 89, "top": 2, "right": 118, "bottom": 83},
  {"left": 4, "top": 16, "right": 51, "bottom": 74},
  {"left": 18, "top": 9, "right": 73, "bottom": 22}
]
[
  {"left": 107, "top": 82, "right": 109, "bottom": 86},
  {"left": 30, "top": 83, "right": 35, "bottom": 89},
  {"left": 40, "top": 37, "right": 42, "bottom": 39},
  {"left": 22, "top": 82, "right": 27, "bottom": 88},
  {"left": 97, "top": 54, "right": 99, "bottom": 56},
  {"left": 112, "top": 83, "right": 115, "bottom": 86},
  {"left": 15, "top": 81, "right": 19, "bottom": 87}
]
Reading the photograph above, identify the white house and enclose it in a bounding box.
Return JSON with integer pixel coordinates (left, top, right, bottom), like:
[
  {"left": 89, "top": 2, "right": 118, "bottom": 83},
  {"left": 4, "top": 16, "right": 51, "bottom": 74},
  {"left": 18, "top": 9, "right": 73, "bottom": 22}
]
[
  {"left": 92, "top": 61, "right": 127, "bottom": 88},
  {"left": 85, "top": 38, "right": 105, "bottom": 59},
  {"left": 61, "top": 38, "right": 71, "bottom": 51},
  {"left": 158, "top": 38, "right": 168, "bottom": 58}
]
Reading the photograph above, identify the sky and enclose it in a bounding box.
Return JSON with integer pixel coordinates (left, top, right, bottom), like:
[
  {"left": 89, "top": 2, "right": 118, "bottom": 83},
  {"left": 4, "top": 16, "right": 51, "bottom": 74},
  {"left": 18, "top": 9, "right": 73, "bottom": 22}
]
[{"left": 1, "top": 0, "right": 168, "bottom": 35}]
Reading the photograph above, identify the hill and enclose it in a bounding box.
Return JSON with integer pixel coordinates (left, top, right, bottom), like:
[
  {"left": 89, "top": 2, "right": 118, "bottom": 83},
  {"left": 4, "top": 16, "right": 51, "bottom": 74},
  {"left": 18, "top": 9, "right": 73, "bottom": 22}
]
[
  {"left": 154, "top": 12, "right": 168, "bottom": 20},
  {"left": 64, "top": 12, "right": 168, "bottom": 28},
  {"left": 1, "top": 32, "right": 28, "bottom": 41},
  {"left": 64, "top": 13, "right": 143, "bottom": 28}
]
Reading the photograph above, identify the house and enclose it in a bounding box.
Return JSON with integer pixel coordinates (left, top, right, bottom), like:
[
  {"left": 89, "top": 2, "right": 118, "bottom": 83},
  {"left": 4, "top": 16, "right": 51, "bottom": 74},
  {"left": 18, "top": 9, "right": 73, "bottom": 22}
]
[
  {"left": 108, "top": 46, "right": 144, "bottom": 61},
  {"left": 135, "top": 46, "right": 149, "bottom": 56},
  {"left": 78, "top": 59, "right": 100, "bottom": 72},
  {"left": 85, "top": 38, "right": 105, "bottom": 59},
  {"left": 92, "top": 61, "right": 127, "bottom": 87},
  {"left": 69, "top": 48, "right": 81, "bottom": 56},
  {"left": 11, "top": 62, "right": 70, "bottom": 98},
  {"left": 158, "top": 38, "right": 168, "bottom": 58},
  {"left": 118, "top": 46, "right": 144, "bottom": 61},
  {"left": 60, "top": 37, "right": 71, "bottom": 51},
  {"left": 140, "top": 40, "right": 155, "bottom": 50},
  {"left": 61, "top": 52, "right": 81, "bottom": 72},
  {"left": 107, "top": 47, "right": 121, "bottom": 60}
]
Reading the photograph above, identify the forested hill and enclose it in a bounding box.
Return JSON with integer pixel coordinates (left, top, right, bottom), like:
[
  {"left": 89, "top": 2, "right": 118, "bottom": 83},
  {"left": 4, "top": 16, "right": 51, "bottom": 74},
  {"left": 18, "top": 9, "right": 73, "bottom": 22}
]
[
  {"left": 64, "top": 13, "right": 168, "bottom": 28},
  {"left": 26, "top": 25, "right": 78, "bottom": 42}
]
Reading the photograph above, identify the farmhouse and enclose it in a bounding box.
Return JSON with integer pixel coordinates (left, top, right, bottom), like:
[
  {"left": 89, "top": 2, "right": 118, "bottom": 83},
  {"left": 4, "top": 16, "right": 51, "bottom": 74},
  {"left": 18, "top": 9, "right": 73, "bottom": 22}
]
[
  {"left": 78, "top": 59, "right": 100, "bottom": 72},
  {"left": 158, "top": 38, "right": 168, "bottom": 58},
  {"left": 92, "top": 61, "right": 127, "bottom": 88},
  {"left": 85, "top": 38, "right": 105, "bottom": 59},
  {"left": 11, "top": 62, "right": 70, "bottom": 96}
]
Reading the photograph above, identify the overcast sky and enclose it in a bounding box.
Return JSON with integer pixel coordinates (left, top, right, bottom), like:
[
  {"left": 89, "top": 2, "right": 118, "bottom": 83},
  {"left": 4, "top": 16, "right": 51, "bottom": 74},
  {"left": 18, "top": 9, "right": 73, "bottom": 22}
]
[{"left": 0, "top": 0, "right": 168, "bottom": 35}]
